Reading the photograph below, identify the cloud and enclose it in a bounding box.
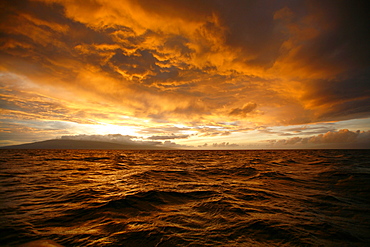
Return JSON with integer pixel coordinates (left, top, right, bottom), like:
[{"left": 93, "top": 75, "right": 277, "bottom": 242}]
[
  {"left": 229, "top": 103, "right": 258, "bottom": 117},
  {"left": 267, "top": 129, "right": 370, "bottom": 148},
  {"left": 259, "top": 124, "right": 337, "bottom": 136},
  {"left": 147, "top": 134, "right": 190, "bottom": 140},
  {"left": 307, "top": 129, "right": 359, "bottom": 144},
  {"left": 196, "top": 127, "right": 232, "bottom": 137},
  {"left": 292, "top": 1, "right": 369, "bottom": 76},
  {"left": 197, "top": 142, "right": 239, "bottom": 149},
  {"left": 0, "top": 0, "right": 369, "bottom": 146},
  {"left": 209, "top": 142, "right": 240, "bottom": 149},
  {"left": 162, "top": 140, "right": 192, "bottom": 149},
  {"left": 301, "top": 73, "right": 370, "bottom": 122}
]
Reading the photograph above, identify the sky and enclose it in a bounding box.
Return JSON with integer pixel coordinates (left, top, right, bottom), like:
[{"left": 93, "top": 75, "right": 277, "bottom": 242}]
[{"left": 0, "top": 0, "right": 369, "bottom": 149}]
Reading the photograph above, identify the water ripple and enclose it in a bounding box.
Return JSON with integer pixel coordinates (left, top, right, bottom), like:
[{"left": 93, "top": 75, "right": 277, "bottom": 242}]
[{"left": 0, "top": 149, "right": 369, "bottom": 246}]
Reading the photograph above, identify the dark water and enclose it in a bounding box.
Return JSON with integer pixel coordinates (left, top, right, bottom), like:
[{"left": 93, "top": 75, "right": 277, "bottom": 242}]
[{"left": 0, "top": 149, "right": 369, "bottom": 247}]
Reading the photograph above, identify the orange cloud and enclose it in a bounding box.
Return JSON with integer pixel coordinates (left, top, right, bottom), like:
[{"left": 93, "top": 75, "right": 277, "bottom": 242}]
[{"left": 1, "top": 0, "right": 369, "bottom": 146}]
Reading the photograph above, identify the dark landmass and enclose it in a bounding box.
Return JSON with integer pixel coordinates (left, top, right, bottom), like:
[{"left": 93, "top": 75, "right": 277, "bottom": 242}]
[{"left": 0, "top": 139, "right": 178, "bottom": 150}]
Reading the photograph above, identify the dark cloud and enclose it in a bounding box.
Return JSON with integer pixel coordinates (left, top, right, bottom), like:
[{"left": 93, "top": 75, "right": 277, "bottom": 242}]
[
  {"left": 296, "top": 0, "right": 370, "bottom": 73},
  {"left": 215, "top": 0, "right": 292, "bottom": 68},
  {"left": 302, "top": 71, "right": 370, "bottom": 122},
  {"left": 133, "top": 0, "right": 215, "bottom": 21},
  {"left": 163, "top": 35, "right": 193, "bottom": 57},
  {"left": 229, "top": 103, "right": 257, "bottom": 117},
  {"left": 110, "top": 49, "right": 159, "bottom": 77}
]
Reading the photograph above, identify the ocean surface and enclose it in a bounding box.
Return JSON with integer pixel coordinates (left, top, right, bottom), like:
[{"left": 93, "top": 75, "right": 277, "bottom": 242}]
[{"left": 0, "top": 149, "right": 369, "bottom": 247}]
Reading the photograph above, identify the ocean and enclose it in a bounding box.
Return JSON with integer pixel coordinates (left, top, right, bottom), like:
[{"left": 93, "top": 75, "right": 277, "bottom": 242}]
[{"left": 0, "top": 149, "right": 369, "bottom": 246}]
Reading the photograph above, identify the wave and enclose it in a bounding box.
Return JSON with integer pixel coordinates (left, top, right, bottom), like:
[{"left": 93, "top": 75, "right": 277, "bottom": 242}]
[{"left": 1, "top": 149, "right": 370, "bottom": 246}]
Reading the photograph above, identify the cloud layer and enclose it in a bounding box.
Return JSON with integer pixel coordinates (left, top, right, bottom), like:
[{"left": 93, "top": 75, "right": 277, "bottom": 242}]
[
  {"left": 266, "top": 129, "right": 370, "bottom": 149},
  {"left": 1, "top": 0, "right": 369, "bottom": 147}
]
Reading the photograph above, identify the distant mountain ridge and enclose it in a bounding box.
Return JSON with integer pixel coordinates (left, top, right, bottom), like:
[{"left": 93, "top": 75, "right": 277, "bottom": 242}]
[{"left": 0, "top": 139, "right": 178, "bottom": 150}]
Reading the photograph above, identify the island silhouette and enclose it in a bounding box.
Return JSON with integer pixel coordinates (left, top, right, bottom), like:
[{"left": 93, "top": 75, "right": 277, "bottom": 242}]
[{"left": 0, "top": 139, "right": 178, "bottom": 150}]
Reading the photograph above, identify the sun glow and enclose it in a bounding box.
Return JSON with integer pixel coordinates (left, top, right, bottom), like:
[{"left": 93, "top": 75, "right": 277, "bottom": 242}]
[{"left": 89, "top": 123, "right": 139, "bottom": 137}]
